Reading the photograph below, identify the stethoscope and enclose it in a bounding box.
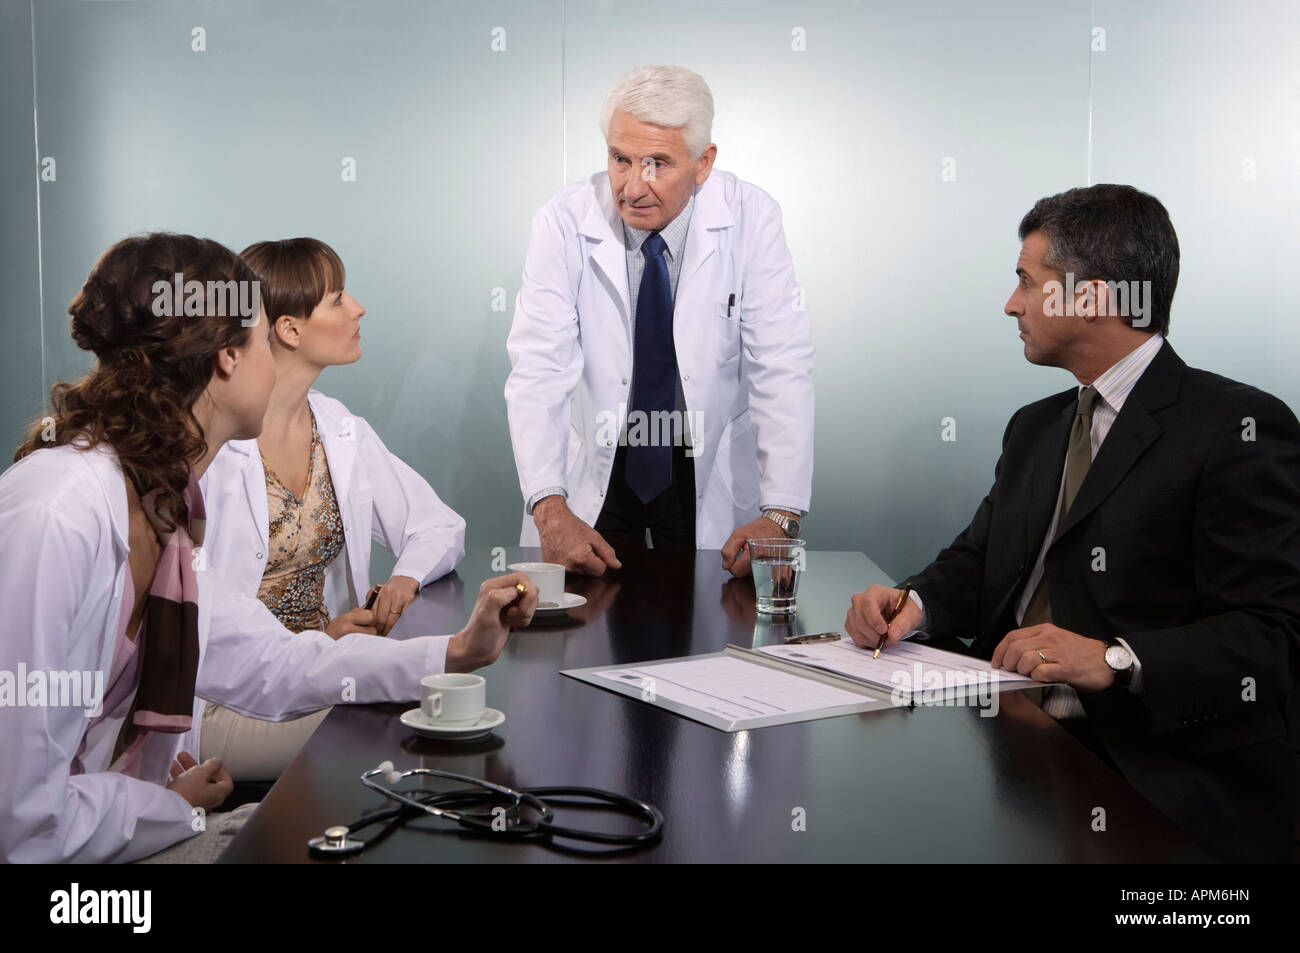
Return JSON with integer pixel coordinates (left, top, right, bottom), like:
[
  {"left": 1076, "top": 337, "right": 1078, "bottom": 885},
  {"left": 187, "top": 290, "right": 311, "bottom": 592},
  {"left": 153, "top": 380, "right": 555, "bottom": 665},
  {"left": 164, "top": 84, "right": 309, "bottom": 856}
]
[{"left": 308, "top": 761, "right": 664, "bottom": 858}]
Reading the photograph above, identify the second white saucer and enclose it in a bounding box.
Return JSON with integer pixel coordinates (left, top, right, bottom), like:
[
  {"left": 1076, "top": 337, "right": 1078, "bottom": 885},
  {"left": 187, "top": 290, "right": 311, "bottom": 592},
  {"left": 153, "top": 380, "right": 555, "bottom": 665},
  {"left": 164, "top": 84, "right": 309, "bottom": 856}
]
[
  {"left": 400, "top": 706, "right": 505, "bottom": 741},
  {"left": 533, "top": 592, "right": 587, "bottom": 616}
]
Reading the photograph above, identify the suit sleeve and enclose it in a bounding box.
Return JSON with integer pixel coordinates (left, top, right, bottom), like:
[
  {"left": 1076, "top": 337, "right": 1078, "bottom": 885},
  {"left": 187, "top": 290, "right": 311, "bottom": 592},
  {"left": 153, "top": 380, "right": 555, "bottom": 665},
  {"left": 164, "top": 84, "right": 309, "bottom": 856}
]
[
  {"left": 504, "top": 200, "right": 585, "bottom": 505},
  {"left": 357, "top": 417, "right": 466, "bottom": 587},
  {"left": 197, "top": 575, "right": 450, "bottom": 720},
  {"left": 903, "top": 410, "right": 1022, "bottom": 639},
  {"left": 739, "top": 189, "right": 815, "bottom": 514},
  {"left": 1124, "top": 394, "right": 1300, "bottom": 734},
  {"left": 0, "top": 502, "right": 194, "bottom": 864}
]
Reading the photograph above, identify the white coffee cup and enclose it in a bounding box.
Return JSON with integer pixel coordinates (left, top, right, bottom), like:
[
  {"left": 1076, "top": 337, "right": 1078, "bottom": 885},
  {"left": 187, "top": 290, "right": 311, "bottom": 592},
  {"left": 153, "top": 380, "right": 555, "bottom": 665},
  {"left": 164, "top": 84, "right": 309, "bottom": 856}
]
[
  {"left": 420, "top": 673, "right": 486, "bottom": 725},
  {"left": 507, "top": 561, "right": 565, "bottom": 607}
]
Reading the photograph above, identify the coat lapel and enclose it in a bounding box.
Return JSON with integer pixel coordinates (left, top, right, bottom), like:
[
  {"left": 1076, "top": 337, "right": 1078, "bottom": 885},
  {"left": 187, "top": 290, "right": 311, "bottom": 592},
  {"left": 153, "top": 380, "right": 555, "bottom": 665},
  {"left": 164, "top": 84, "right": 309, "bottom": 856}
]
[
  {"left": 678, "top": 175, "right": 732, "bottom": 290},
  {"left": 673, "top": 177, "right": 733, "bottom": 372},
  {"left": 1054, "top": 342, "right": 1183, "bottom": 541},
  {"left": 241, "top": 445, "right": 270, "bottom": 553},
  {"left": 311, "top": 394, "right": 364, "bottom": 604},
  {"left": 580, "top": 176, "right": 632, "bottom": 344},
  {"left": 1023, "top": 396, "right": 1074, "bottom": 557},
  {"left": 313, "top": 392, "right": 354, "bottom": 507}
]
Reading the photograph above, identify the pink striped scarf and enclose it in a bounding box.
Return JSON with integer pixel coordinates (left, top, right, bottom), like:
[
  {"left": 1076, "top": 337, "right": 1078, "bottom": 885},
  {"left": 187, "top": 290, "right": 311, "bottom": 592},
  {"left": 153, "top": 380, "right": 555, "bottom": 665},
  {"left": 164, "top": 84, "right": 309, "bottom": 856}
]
[{"left": 114, "top": 471, "right": 205, "bottom": 764}]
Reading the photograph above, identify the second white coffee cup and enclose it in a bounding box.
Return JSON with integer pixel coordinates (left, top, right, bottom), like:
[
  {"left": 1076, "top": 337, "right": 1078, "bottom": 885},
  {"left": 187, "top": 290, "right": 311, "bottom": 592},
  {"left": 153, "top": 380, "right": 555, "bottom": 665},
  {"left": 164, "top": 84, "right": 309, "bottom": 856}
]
[
  {"left": 420, "top": 673, "right": 486, "bottom": 725},
  {"left": 507, "top": 561, "right": 565, "bottom": 606}
]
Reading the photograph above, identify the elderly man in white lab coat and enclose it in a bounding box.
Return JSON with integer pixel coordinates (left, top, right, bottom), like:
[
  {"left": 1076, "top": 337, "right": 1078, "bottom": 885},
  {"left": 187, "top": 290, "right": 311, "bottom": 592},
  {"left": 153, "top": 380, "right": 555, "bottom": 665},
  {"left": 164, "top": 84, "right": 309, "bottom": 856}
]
[{"left": 505, "top": 65, "right": 814, "bottom": 576}]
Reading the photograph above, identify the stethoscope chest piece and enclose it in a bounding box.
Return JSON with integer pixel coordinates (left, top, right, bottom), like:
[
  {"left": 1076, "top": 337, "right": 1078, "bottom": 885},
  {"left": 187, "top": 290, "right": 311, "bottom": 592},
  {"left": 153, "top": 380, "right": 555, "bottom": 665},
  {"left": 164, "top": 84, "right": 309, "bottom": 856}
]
[{"left": 309, "top": 824, "right": 365, "bottom": 857}]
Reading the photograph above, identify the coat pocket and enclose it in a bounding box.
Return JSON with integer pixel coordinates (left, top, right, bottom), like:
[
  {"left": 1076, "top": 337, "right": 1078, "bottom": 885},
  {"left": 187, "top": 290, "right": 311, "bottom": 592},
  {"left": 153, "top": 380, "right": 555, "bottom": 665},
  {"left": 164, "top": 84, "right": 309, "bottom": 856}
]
[{"left": 714, "top": 298, "right": 740, "bottom": 365}]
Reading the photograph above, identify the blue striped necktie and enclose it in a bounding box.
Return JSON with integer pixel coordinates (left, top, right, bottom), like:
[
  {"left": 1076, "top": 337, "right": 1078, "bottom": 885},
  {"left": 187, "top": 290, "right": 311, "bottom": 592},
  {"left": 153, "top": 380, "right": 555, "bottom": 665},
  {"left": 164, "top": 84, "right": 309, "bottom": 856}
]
[{"left": 627, "top": 231, "right": 675, "bottom": 503}]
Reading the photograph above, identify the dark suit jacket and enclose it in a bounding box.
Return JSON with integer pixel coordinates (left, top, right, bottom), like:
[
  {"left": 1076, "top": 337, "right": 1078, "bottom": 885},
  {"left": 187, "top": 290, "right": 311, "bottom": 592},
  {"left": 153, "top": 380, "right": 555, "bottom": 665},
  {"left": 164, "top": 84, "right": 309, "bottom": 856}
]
[{"left": 906, "top": 341, "right": 1300, "bottom": 862}]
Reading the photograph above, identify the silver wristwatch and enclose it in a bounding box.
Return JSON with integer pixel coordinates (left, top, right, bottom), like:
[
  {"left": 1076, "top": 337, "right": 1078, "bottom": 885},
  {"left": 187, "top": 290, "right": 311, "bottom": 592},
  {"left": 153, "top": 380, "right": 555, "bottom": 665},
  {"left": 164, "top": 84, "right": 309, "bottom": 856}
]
[
  {"left": 762, "top": 511, "right": 801, "bottom": 538},
  {"left": 1104, "top": 640, "right": 1135, "bottom": 689}
]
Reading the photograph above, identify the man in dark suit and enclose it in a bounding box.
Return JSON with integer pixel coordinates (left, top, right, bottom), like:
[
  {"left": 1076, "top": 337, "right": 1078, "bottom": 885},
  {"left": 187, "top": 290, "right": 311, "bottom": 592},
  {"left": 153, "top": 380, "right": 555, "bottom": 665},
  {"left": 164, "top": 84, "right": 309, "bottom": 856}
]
[{"left": 846, "top": 184, "right": 1300, "bottom": 863}]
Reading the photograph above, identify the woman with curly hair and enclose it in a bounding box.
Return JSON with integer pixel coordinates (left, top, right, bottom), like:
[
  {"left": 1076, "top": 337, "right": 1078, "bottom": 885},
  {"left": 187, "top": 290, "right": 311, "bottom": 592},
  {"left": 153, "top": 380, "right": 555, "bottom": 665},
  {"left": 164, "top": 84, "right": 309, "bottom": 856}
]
[{"left": 0, "top": 233, "right": 536, "bottom": 863}]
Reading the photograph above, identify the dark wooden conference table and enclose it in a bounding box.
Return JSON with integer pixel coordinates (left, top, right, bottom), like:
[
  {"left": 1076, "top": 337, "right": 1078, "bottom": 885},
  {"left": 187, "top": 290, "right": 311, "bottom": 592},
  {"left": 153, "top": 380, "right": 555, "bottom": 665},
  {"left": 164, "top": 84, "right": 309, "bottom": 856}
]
[{"left": 220, "top": 547, "right": 1207, "bottom": 863}]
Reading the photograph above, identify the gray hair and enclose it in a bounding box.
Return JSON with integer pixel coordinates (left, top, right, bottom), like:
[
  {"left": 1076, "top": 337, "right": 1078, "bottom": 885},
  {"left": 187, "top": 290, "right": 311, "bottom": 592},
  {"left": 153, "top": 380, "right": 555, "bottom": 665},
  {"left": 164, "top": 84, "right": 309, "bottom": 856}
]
[{"left": 599, "top": 65, "right": 714, "bottom": 159}]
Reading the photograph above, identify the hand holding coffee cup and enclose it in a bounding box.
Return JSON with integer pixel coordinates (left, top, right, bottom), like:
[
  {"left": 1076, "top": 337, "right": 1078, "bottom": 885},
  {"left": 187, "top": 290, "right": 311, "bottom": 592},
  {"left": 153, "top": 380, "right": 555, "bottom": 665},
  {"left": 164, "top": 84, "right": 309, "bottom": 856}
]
[{"left": 446, "top": 572, "right": 538, "bottom": 672}]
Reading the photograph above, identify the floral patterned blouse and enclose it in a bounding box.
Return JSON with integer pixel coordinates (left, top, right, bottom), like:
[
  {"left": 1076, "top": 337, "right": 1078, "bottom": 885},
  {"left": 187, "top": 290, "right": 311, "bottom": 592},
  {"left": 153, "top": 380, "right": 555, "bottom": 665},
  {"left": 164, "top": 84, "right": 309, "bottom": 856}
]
[{"left": 257, "top": 412, "right": 346, "bottom": 633}]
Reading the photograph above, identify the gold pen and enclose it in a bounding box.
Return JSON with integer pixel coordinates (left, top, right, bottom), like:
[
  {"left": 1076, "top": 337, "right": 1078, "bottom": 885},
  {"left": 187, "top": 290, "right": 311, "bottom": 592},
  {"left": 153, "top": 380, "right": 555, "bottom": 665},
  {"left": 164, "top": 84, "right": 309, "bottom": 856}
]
[{"left": 874, "top": 584, "right": 913, "bottom": 658}]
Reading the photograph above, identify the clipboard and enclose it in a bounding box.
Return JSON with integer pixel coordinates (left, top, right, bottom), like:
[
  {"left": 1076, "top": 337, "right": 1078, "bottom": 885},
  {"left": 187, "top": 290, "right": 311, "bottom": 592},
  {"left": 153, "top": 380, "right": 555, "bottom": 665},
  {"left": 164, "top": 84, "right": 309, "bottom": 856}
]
[{"left": 563, "top": 644, "right": 902, "bottom": 732}]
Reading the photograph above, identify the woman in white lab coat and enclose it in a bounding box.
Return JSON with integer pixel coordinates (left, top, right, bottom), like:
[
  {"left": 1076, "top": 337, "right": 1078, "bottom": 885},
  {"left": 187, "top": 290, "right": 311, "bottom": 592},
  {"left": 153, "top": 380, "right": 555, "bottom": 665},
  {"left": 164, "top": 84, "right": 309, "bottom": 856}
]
[
  {"left": 0, "top": 233, "right": 534, "bottom": 863},
  {"left": 193, "top": 238, "right": 467, "bottom": 780}
]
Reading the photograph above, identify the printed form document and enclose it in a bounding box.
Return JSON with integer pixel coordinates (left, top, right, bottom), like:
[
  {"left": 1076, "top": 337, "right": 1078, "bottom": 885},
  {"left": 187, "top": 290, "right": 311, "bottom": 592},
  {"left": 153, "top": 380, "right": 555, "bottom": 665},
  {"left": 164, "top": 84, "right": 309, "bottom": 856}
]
[{"left": 564, "top": 638, "right": 1041, "bottom": 731}]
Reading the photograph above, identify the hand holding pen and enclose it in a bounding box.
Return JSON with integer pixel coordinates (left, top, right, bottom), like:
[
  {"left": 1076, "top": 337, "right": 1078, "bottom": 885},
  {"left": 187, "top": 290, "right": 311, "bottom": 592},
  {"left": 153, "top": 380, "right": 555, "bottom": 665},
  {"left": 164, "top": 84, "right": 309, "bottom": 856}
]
[
  {"left": 446, "top": 573, "right": 539, "bottom": 671},
  {"left": 843, "top": 584, "right": 923, "bottom": 656}
]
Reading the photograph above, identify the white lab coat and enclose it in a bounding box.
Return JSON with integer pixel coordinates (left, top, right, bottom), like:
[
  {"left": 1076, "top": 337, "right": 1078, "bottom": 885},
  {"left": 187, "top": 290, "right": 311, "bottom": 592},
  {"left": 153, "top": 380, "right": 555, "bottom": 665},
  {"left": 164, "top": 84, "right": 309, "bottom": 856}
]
[
  {"left": 198, "top": 390, "right": 466, "bottom": 617},
  {"left": 0, "top": 442, "right": 452, "bottom": 863},
  {"left": 505, "top": 168, "right": 815, "bottom": 548},
  {"left": 187, "top": 390, "right": 466, "bottom": 757}
]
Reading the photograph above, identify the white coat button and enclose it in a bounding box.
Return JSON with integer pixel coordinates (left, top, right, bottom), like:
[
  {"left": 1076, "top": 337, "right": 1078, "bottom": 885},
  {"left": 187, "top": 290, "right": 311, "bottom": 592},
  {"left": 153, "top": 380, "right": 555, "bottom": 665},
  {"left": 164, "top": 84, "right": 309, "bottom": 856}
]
[
  {"left": 606, "top": 440, "right": 613, "bottom": 447},
  {"left": 256, "top": 552, "right": 264, "bottom": 560},
  {"left": 622, "top": 378, "right": 628, "bottom": 385}
]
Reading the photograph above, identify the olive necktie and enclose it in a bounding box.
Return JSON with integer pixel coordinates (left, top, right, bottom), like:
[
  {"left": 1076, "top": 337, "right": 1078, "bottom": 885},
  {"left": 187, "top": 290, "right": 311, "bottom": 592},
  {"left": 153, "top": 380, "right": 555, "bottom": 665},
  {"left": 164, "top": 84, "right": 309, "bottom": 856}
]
[{"left": 1021, "top": 385, "right": 1100, "bottom": 627}]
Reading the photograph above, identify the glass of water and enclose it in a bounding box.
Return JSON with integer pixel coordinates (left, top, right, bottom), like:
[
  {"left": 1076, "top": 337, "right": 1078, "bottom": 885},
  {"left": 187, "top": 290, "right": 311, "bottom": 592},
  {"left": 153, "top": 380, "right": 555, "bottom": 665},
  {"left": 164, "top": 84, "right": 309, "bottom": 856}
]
[{"left": 747, "top": 538, "right": 805, "bottom": 615}]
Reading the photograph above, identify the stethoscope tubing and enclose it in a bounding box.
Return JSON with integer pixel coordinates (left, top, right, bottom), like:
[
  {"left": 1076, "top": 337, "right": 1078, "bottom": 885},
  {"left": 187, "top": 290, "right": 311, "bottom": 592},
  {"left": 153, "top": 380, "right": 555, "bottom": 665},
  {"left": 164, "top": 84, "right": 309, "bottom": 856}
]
[
  {"left": 359, "top": 765, "right": 526, "bottom": 825},
  {"left": 314, "top": 766, "right": 664, "bottom": 856}
]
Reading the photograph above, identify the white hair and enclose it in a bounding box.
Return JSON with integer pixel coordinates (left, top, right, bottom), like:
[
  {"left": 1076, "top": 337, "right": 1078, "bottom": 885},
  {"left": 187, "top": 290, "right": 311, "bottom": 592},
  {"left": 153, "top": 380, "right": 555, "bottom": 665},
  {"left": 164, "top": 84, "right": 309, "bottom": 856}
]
[{"left": 599, "top": 65, "right": 714, "bottom": 159}]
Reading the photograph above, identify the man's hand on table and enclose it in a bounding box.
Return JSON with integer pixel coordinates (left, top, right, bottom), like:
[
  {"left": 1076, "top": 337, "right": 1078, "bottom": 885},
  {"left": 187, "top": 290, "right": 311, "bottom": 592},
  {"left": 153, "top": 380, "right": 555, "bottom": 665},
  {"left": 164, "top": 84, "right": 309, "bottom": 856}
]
[
  {"left": 534, "top": 495, "right": 622, "bottom": 575},
  {"left": 721, "top": 512, "right": 800, "bottom": 577},
  {"left": 992, "top": 624, "right": 1114, "bottom": 692}
]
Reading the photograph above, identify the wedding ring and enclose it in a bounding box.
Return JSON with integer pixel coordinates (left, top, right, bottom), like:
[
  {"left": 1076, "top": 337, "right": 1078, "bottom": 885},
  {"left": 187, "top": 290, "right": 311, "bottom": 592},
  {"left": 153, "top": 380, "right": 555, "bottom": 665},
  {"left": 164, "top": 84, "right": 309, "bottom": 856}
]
[{"left": 1037, "top": 649, "right": 1048, "bottom": 662}]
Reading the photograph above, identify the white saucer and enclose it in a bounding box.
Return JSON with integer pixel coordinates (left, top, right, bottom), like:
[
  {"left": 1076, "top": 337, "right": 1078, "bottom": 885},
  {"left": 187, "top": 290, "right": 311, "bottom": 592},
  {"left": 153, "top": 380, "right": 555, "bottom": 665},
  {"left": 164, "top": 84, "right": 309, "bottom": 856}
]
[
  {"left": 400, "top": 706, "right": 505, "bottom": 741},
  {"left": 533, "top": 592, "right": 587, "bottom": 616}
]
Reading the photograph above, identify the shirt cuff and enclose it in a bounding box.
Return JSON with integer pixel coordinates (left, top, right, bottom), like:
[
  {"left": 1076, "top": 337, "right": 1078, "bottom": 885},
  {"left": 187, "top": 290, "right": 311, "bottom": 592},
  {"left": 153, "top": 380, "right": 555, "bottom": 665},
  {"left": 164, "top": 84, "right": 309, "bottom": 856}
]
[
  {"left": 1115, "top": 635, "right": 1143, "bottom": 693},
  {"left": 426, "top": 634, "right": 451, "bottom": 676},
  {"left": 760, "top": 504, "right": 808, "bottom": 518},
  {"left": 904, "top": 589, "right": 926, "bottom": 639},
  {"left": 526, "top": 486, "right": 567, "bottom": 515}
]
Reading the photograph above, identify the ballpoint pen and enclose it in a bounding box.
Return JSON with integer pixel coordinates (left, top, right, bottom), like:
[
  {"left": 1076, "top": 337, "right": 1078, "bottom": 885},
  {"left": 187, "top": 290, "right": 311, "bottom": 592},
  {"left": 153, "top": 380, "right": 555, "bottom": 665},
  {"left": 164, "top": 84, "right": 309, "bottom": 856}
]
[{"left": 874, "top": 584, "right": 913, "bottom": 658}]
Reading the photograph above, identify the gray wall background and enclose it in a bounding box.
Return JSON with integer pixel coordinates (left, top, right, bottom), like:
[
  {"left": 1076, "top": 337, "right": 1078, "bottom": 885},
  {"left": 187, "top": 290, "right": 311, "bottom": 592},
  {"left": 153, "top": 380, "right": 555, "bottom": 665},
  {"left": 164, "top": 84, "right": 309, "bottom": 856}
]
[{"left": 3, "top": 0, "right": 1298, "bottom": 585}]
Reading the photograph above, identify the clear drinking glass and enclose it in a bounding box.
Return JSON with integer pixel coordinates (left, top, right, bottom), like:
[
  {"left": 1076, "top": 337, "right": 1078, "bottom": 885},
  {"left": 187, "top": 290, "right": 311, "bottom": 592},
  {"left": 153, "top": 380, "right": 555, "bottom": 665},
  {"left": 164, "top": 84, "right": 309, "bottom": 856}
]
[{"left": 747, "top": 537, "right": 805, "bottom": 614}]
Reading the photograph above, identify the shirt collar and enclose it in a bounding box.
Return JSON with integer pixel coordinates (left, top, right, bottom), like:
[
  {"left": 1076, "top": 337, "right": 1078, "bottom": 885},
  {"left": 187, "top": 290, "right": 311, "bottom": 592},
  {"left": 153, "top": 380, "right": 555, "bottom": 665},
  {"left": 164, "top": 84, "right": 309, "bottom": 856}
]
[
  {"left": 623, "top": 190, "right": 695, "bottom": 261},
  {"left": 1084, "top": 332, "right": 1165, "bottom": 414}
]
